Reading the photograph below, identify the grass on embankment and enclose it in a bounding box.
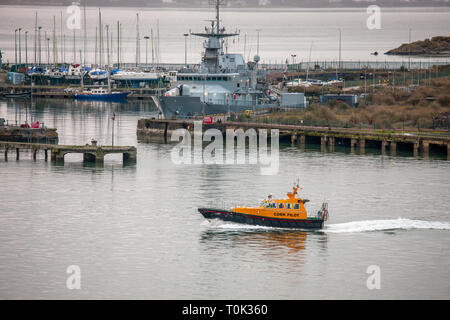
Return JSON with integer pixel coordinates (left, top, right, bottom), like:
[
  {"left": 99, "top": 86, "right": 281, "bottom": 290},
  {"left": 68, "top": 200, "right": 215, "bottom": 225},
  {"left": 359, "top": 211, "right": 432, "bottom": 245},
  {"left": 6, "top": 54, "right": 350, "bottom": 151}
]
[{"left": 249, "top": 77, "right": 450, "bottom": 130}]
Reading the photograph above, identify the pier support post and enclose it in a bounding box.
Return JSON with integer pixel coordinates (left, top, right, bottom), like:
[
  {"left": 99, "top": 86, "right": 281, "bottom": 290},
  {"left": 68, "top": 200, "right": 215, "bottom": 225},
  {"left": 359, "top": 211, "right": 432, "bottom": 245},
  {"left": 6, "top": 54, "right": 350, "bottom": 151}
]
[
  {"left": 4, "top": 147, "right": 7, "bottom": 160},
  {"left": 413, "top": 142, "right": 419, "bottom": 157},
  {"left": 350, "top": 138, "right": 357, "bottom": 154},
  {"left": 328, "top": 136, "right": 335, "bottom": 152},
  {"left": 94, "top": 150, "right": 105, "bottom": 164},
  {"left": 291, "top": 132, "right": 297, "bottom": 145},
  {"left": 390, "top": 141, "right": 397, "bottom": 156},
  {"left": 321, "top": 136, "right": 327, "bottom": 151},
  {"left": 44, "top": 149, "right": 48, "bottom": 161},
  {"left": 51, "top": 150, "right": 65, "bottom": 162},
  {"left": 299, "top": 135, "right": 305, "bottom": 146},
  {"left": 448, "top": 143, "right": 450, "bottom": 160},
  {"left": 95, "top": 154, "right": 104, "bottom": 164},
  {"left": 421, "top": 141, "right": 429, "bottom": 158},
  {"left": 359, "top": 139, "right": 365, "bottom": 154},
  {"left": 381, "top": 140, "right": 388, "bottom": 155},
  {"left": 33, "top": 148, "right": 37, "bottom": 161},
  {"left": 123, "top": 151, "right": 137, "bottom": 163},
  {"left": 16, "top": 148, "right": 19, "bottom": 160}
]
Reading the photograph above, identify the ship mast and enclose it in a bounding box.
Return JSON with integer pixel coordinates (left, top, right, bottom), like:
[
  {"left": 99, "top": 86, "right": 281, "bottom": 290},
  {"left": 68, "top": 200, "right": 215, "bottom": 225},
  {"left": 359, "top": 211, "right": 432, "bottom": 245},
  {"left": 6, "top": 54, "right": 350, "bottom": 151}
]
[
  {"left": 191, "top": 0, "right": 238, "bottom": 73},
  {"left": 214, "top": 0, "right": 221, "bottom": 35}
]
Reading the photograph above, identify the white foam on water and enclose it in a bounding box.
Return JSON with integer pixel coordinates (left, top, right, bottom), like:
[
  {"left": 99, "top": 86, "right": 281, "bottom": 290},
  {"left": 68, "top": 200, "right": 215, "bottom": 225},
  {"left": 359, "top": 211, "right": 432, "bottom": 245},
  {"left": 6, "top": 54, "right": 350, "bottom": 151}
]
[
  {"left": 324, "top": 218, "right": 450, "bottom": 233},
  {"left": 201, "top": 219, "right": 275, "bottom": 230}
]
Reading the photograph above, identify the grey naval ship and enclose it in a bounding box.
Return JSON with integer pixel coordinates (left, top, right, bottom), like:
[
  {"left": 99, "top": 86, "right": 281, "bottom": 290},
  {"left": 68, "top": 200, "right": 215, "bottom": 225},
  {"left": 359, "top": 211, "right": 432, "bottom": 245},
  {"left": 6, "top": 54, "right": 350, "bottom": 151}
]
[{"left": 155, "top": 0, "right": 280, "bottom": 118}]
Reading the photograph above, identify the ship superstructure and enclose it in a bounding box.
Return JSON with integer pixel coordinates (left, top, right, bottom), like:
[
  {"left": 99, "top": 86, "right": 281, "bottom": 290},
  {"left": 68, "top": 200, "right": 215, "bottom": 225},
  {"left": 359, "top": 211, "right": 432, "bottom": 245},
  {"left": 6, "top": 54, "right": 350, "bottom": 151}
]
[{"left": 157, "top": 0, "right": 278, "bottom": 118}]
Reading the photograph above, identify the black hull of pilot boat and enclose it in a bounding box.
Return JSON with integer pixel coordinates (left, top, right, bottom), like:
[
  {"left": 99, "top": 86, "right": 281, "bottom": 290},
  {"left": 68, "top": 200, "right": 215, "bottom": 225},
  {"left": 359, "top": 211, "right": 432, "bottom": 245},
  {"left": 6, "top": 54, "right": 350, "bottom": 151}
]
[{"left": 198, "top": 208, "right": 324, "bottom": 229}]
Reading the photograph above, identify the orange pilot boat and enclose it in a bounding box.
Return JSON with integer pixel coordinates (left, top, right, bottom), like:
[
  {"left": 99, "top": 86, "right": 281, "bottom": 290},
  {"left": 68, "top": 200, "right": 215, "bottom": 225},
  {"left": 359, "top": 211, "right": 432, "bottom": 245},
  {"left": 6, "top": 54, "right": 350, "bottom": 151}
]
[{"left": 198, "top": 183, "right": 329, "bottom": 229}]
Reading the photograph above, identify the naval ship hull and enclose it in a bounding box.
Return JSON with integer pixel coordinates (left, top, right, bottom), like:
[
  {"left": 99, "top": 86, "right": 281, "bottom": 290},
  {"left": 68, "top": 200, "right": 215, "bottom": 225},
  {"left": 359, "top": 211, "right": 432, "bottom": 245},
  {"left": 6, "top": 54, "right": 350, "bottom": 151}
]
[
  {"left": 198, "top": 208, "right": 324, "bottom": 229},
  {"left": 158, "top": 96, "right": 277, "bottom": 118}
]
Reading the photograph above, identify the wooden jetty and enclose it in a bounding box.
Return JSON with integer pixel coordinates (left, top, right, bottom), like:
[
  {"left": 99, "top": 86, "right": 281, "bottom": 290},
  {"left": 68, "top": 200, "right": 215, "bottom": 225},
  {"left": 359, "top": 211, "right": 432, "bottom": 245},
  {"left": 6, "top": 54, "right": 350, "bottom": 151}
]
[
  {"left": 1, "top": 85, "right": 164, "bottom": 100},
  {"left": 0, "top": 141, "right": 137, "bottom": 164},
  {"left": 137, "top": 119, "right": 450, "bottom": 158}
]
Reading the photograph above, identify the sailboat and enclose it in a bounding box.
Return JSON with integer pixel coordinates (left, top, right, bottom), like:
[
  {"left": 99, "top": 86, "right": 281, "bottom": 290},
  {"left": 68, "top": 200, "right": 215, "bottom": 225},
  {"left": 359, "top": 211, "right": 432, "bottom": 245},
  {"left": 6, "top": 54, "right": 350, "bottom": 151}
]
[
  {"left": 73, "top": 87, "right": 129, "bottom": 101},
  {"left": 74, "top": 68, "right": 129, "bottom": 101}
]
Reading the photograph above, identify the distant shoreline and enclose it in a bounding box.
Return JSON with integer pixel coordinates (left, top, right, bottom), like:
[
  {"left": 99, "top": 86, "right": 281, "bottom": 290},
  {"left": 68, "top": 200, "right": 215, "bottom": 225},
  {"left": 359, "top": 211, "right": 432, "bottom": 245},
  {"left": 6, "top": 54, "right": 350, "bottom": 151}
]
[{"left": 386, "top": 36, "right": 450, "bottom": 58}]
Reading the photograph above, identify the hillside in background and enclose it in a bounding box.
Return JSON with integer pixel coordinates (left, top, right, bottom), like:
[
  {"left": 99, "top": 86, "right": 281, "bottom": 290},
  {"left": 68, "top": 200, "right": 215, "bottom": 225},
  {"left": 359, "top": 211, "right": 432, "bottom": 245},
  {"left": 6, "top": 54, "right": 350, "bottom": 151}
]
[{"left": 386, "top": 36, "right": 450, "bottom": 57}]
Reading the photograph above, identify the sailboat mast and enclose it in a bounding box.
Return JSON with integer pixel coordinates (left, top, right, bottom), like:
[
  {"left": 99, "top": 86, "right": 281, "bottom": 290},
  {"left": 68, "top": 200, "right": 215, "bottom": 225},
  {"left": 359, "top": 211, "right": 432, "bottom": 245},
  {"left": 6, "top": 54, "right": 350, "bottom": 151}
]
[
  {"left": 157, "top": 19, "right": 160, "bottom": 67},
  {"left": 34, "top": 12, "right": 37, "bottom": 65},
  {"left": 151, "top": 28, "right": 154, "bottom": 71},
  {"left": 136, "top": 13, "right": 140, "bottom": 67},
  {"left": 117, "top": 20, "right": 120, "bottom": 68},
  {"left": 60, "top": 11, "right": 63, "bottom": 64},
  {"left": 73, "top": 29, "right": 76, "bottom": 63},
  {"left": 83, "top": 0, "right": 87, "bottom": 65},
  {"left": 106, "top": 24, "right": 110, "bottom": 67},
  {"left": 95, "top": 26, "right": 97, "bottom": 66},
  {"left": 53, "top": 15, "right": 56, "bottom": 65},
  {"left": 99, "top": 9, "right": 102, "bottom": 67}
]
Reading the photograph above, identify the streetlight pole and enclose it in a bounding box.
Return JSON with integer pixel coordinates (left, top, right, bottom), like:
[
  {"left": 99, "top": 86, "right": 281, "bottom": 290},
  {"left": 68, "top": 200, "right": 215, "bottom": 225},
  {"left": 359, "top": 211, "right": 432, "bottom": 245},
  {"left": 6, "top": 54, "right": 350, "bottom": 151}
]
[
  {"left": 144, "top": 36, "right": 150, "bottom": 66},
  {"left": 338, "top": 28, "right": 342, "bottom": 70},
  {"left": 291, "top": 54, "right": 296, "bottom": 75},
  {"left": 14, "top": 29, "right": 17, "bottom": 67},
  {"left": 183, "top": 33, "right": 188, "bottom": 68},
  {"left": 34, "top": 12, "right": 37, "bottom": 65},
  {"left": 408, "top": 28, "right": 412, "bottom": 70},
  {"left": 46, "top": 35, "right": 50, "bottom": 65},
  {"left": 25, "top": 31, "right": 28, "bottom": 70},
  {"left": 18, "top": 28, "right": 22, "bottom": 66}
]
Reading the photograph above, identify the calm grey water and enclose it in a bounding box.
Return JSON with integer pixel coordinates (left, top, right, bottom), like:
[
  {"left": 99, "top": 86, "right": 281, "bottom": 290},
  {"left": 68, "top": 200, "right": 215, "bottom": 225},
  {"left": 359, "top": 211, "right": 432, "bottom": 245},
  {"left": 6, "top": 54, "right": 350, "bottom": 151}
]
[
  {"left": 0, "top": 98, "right": 449, "bottom": 299},
  {"left": 0, "top": 6, "right": 450, "bottom": 65}
]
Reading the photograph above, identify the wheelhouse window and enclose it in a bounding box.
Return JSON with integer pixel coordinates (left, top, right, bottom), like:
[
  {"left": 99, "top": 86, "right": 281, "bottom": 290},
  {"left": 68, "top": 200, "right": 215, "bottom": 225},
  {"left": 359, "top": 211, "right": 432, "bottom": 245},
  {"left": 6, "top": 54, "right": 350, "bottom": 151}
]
[
  {"left": 278, "top": 203, "right": 284, "bottom": 209},
  {"left": 286, "top": 203, "right": 292, "bottom": 209},
  {"left": 294, "top": 204, "right": 300, "bottom": 210}
]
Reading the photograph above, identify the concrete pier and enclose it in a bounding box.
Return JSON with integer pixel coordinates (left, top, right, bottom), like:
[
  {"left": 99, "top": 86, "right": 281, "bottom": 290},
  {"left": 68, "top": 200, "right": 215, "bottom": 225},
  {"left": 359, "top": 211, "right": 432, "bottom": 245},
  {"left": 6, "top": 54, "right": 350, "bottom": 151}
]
[
  {"left": 1, "top": 141, "right": 137, "bottom": 164},
  {"left": 137, "top": 119, "right": 450, "bottom": 159}
]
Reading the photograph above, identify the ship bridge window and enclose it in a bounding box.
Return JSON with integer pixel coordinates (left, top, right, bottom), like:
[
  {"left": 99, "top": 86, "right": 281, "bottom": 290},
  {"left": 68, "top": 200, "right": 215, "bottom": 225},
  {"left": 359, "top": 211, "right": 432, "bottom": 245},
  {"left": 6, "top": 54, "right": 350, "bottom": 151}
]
[
  {"left": 286, "top": 203, "right": 292, "bottom": 209},
  {"left": 294, "top": 204, "right": 300, "bottom": 210},
  {"left": 278, "top": 203, "right": 284, "bottom": 209}
]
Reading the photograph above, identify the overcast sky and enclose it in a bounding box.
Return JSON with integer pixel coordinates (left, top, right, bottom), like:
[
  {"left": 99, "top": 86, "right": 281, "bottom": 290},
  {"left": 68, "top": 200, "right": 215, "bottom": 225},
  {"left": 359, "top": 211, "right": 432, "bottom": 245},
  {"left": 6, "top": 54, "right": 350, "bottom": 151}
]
[{"left": 1, "top": 0, "right": 449, "bottom": 8}]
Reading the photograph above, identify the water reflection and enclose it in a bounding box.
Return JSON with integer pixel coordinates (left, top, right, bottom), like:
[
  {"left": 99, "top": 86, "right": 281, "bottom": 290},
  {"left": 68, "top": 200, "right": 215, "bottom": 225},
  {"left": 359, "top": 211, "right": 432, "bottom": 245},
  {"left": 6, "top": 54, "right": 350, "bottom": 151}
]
[{"left": 200, "top": 228, "right": 328, "bottom": 254}]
